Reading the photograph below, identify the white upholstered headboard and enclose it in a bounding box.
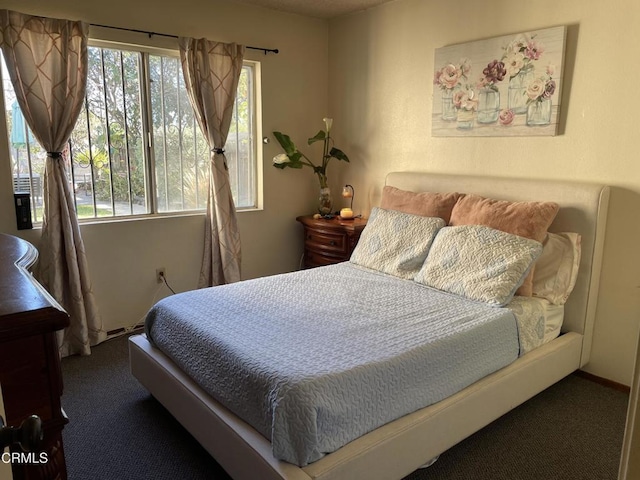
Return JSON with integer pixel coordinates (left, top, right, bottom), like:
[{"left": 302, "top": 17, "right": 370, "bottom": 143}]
[{"left": 385, "top": 172, "right": 610, "bottom": 367}]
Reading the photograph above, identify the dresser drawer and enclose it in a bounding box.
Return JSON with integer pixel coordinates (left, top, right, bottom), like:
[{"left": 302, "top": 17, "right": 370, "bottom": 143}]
[
  {"left": 0, "top": 233, "right": 70, "bottom": 480},
  {"left": 0, "top": 335, "right": 53, "bottom": 423},
  {"left": 304, "top": 229, "right": 347, "bottom": 253}
]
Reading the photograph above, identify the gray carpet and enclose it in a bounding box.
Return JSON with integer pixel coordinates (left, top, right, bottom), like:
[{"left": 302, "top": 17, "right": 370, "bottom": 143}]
[{"left": 61, "top": 334, "right": 629, "bottom": 480}]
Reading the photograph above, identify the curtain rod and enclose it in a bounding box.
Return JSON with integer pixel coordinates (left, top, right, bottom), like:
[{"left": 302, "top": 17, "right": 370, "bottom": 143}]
[{"left": 89, "top": 23, "right": 279, "bottom": 55}]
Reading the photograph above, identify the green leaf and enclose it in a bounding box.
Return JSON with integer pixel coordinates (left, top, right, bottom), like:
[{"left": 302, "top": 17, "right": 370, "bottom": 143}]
[
  {"left": 329, "top": 147, "right": 350, "bottom": 162},
  {"left": 273, "top": 131, "right": 297, "bottom": 155},
  {"left": 273, "top": 151, "right": 304, "bottom": 169},
  {"left": 274, "top": 159, "right": 304, "bottom": 169},
  {"left": 288, "top": 152, "right": 303, "bottom": 163},
  {"left": 307, "top": 130, "right": 326, "bottom": 145}
]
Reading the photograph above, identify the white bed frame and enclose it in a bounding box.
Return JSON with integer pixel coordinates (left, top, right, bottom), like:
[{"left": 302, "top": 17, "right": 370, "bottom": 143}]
[{"left": 129, "top": 172, "right": 610, "bottom": 480}]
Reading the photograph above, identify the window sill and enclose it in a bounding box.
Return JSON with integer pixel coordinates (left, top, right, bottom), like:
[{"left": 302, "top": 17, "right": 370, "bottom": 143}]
[{"left": 27, "top": 206, "right": 264, "bottom": 229}]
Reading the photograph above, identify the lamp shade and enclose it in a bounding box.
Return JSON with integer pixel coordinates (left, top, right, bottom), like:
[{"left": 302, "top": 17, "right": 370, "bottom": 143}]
[{"left": 342, "top": 184, "right": 354, "bottom": 209}]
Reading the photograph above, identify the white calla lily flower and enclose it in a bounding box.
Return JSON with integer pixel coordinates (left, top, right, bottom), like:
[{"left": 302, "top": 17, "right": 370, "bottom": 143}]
[
  {"left": 273, "top": 153, "right": 290, "bottom": 165},
  {"left": 323, "top": 117, "right": 333, "bottom": 134}
]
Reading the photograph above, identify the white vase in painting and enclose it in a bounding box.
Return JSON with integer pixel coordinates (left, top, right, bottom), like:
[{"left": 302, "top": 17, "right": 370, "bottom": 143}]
[
  {"left": 508, "top": 66, "right": 535, "bottom": 114},
  {"left": 526, "top": 97, "right": 552, "bottom": 126},
  {"left": 456, "top": 109, "right": 474, "bottom": 130},
  {"left": 441, "top": 89, "right": 457, "bottom": 121},
  {"left": 477, "top": 88, "right": 500, "bottom": 124}
]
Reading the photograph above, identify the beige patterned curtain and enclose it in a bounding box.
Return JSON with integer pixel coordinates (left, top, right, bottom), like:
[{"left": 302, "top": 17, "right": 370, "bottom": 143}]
[
  {"left": 0, "top": 10, "right": 106, "bottom": 356},
  {"left": 179, "top": 38, "right": 245, "bottom": 287}
]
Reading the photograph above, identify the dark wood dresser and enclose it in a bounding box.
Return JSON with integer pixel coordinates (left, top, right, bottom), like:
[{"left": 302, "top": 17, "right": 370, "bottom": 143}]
[
  {"left": 296, "top": 215, "right": 367, "bottom": 268},
  {"left": 0, "top": 233, "right": 70, "bottom": 480}
]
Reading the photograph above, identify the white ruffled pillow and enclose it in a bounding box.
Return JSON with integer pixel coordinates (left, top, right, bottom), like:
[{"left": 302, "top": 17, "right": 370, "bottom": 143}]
[
  {"left": 415, "top": 225, "right": 543, "bottom": 306},
  {"left": 350, "top": 207, "right": 445, "bottom": 279},
  {"left": 532, "top": 232, "right": 581, "bottom": 305}
]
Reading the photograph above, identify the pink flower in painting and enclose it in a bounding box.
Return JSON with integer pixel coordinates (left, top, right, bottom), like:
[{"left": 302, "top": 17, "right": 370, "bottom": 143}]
[
  {"left": 546, "top": 64, "right": 555, "bottom": 76},
  {"left": 461, "top": 91, "right": 478, "bottom": 111},
  {"left": 434, "top": 59, "right": 471, "bottom": 90},
  {"left": 525, "top": 40, "right": 544, "bottom": 60},
  {"left": 502, "top": 32, "right": 544, "bottom": 78},
  {"left": 453, "top": 88, "right": 478, "bottom": 111},
  {"left": 499, "top": 109, "right": 515, "bottom": 125},
  {"left": 439, "top": 64, "right": 462, "bottom": 89}
]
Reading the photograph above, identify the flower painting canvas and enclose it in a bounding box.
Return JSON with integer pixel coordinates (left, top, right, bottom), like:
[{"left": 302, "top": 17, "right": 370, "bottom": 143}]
[{"left": 432, "top": 26, "right": 566, "bottom": 137}]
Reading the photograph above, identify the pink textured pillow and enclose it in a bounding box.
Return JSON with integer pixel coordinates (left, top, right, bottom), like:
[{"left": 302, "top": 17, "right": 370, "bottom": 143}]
[
  {"left": 380, "top": 186, "right": 461, "bottom": 223},
  {"left": 449, "top": 194, "right": 560, "bottom": 296}
]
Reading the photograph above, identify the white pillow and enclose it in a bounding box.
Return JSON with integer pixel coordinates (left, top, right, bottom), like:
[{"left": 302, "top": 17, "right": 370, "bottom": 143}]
[
  {"left": 350, "top": 207, "right": 445, "bottom": 279},
  {"left": 532, "top": 232, "right": 581, "bottom": 305},
  {"left": 415, "top": 225, "right": 543, "bottom": 306}
]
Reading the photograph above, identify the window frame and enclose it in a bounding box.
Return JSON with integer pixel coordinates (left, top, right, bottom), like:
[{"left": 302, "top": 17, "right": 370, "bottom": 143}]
[{"left": 2, "top": 37, "right": 263, "bottom": 226}]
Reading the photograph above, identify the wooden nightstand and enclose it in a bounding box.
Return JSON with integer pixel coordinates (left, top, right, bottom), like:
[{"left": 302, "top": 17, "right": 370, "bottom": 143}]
[{"left": 296, "top": 215, "right": 367, "bottom": 268}]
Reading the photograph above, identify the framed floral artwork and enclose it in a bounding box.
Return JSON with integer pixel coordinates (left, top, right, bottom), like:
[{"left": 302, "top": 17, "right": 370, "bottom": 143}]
[{"left": 432, "top": 26, "right": 566, "bottom": 137}]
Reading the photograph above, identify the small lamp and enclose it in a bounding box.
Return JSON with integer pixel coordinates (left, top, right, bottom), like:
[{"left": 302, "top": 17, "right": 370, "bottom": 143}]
[
  {"left": 341, "top": 185, "right": 354, "bottom": 209},
  {"left": 341, "top": 184, "right": 355, "bottom": 219}
]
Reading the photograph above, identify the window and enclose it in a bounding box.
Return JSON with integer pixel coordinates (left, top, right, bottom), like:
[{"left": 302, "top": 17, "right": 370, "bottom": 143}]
[{"left": 2, "top": 42, "right": 260, "bottom": 222}]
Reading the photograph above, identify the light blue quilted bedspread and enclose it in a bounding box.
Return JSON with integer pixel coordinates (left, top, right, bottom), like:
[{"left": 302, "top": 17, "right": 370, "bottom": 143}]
[{"left": 145, "top": 263, "right": 519, "bottom": 466}]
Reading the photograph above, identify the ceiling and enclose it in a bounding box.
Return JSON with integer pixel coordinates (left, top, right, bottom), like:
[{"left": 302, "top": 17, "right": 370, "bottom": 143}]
[{"left": 228, "top": 0, "right": 395, "bottom": 19}]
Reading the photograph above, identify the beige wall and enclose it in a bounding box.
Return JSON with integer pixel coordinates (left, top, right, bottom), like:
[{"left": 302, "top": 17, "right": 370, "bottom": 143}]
[
  {"left": 329, "top": 0, "right": 640, "bottom": 385},
  {"left": 0, "top": 0, "right": 330, "bottom": 332},
  {"left": 0, "top": 0, "right": 637, "bottom": 387}
]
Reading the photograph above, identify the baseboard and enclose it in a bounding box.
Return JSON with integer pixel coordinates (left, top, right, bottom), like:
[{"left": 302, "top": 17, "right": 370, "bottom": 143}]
[
  {"left": 107, "top": 325, "right": 144, "bottom": 337},
  {"left": 576, "top": 370, "right": 630, "bottom": 393}
]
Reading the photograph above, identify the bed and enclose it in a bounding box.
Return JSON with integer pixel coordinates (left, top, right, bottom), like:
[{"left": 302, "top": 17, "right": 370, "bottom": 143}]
[{"left": 129, "top": 172, "right": 610, "bottom": 480}]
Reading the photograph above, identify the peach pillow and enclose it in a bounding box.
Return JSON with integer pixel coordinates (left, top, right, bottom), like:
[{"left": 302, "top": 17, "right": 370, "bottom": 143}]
[
  {"left": 449, "top": 194, "right": 560, "bottom": 296},
  {"left": 380, "top": 186, "right": 461, "bottom": 223}
]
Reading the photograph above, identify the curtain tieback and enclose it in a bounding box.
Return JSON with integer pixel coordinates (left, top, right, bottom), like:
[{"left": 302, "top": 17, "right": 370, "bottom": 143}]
[
  {"left": 212, "top": 148, "right": 228, "bottom": 170},
  {"left": 47, "top": 151, "right": 63, "bottom": 159}
]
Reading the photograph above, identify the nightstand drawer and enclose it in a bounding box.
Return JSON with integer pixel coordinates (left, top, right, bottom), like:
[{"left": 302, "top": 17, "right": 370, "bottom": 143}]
[
  {"left": 297, "top": 215, "right": 367, "bottom": 269},
  {"left": 304, "top": 230, "right": 346, "bottom": 253},
  {"left": 304, "top": 250, "right": 347, "bottom": 267}
]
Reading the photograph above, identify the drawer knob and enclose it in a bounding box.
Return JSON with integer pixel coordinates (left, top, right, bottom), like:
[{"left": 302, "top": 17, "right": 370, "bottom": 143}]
[
  {"left": 0, "top": 415, "right": 43, "bottom": 451},
  {"left": 330, "top": 240, "right": 336, "bottom": 245}
]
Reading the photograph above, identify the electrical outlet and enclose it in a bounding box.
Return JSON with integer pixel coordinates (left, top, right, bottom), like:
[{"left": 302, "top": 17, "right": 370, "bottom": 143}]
[{"left": 156, "top": 267, "right": 166, "bottom": 284}]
